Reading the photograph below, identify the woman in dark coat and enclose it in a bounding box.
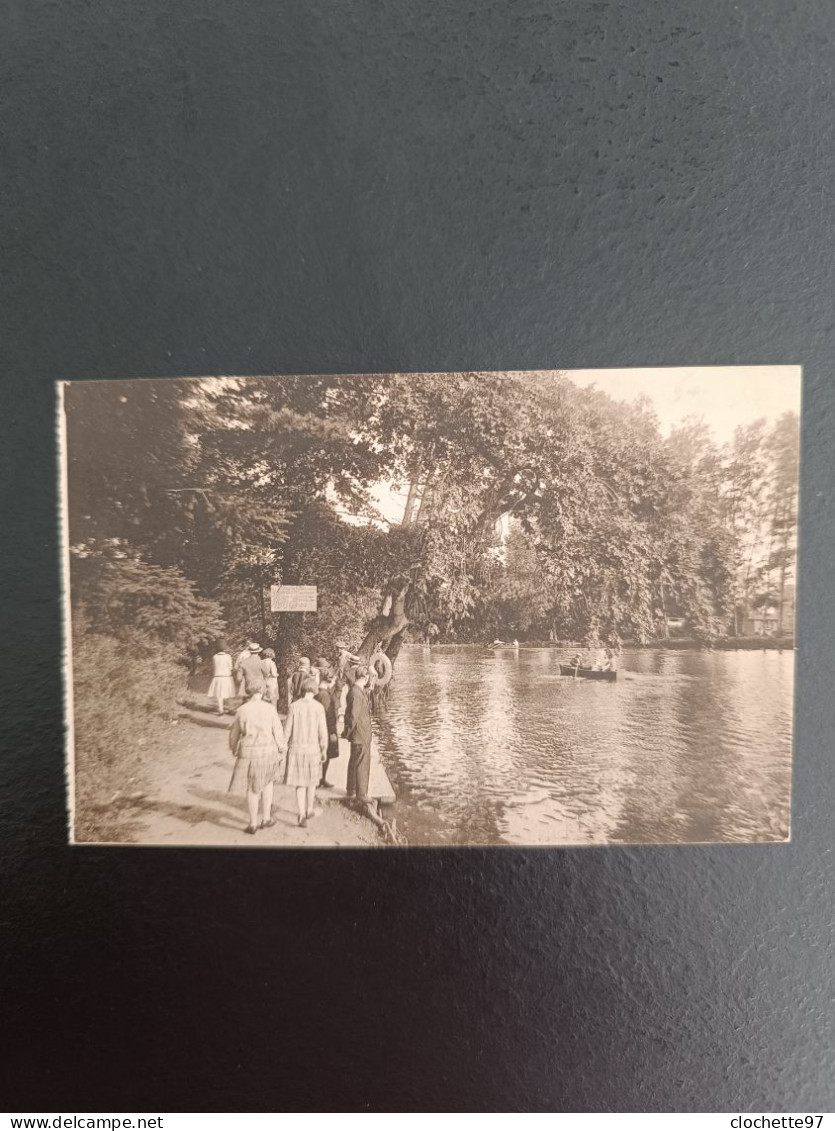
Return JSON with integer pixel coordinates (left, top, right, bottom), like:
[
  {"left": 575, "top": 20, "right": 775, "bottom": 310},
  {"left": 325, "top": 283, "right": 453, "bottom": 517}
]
[{"left": 314, "top": 669, "right": 340, "bottom": 788}]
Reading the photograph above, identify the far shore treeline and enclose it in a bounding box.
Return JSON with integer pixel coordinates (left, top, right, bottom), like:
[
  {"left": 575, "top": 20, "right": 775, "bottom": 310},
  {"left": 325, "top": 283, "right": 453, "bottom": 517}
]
[{"left": 63, "top": 374, "right": 797, "bottom": 836}]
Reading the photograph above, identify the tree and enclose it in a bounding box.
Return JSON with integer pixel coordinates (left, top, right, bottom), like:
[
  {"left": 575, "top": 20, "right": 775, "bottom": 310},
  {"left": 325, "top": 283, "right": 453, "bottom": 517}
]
[
  {"left": 721, "top": 420, "right": 771, "bottom": 633},
  {"left": 351, "top": 372, "right": 574, "bottom": 661},
  {"left": 189, "top": 376, "right": 393, "bottom": 641},
  {"left": 656, "top": 419, "right": 736, "bottom": 641},
  {"left": 719, "top": 412, "right": 799, "bottom": 637},
  {"left": 64, "top": 372, "right": 773, "bottom": 717},
  {"left": 764, "top": 412, "right": 800, "bottom": 635},
  {"left": 272, "top": 505, "right": 412, "bottom": 666},
  {"left": 64, "top": 378, "right": 295, "bottom": 647},
  {"left": 492, "top": 521, "right": 552, "bottom": 639},
  {"left": 64, "top": 378, "right": 194, "bottom": 553},
  {"left": 71, "top": 544, "right": 225, "bottom": 666},
  {"left": 352, "top": 373, "right": 739, "bottom": 659}
]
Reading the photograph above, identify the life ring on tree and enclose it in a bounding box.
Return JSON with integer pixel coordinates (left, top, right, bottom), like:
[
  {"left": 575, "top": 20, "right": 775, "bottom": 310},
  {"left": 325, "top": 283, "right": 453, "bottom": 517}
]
[{"left": 371, "top": 652, "right": 393, "bottom": 688}]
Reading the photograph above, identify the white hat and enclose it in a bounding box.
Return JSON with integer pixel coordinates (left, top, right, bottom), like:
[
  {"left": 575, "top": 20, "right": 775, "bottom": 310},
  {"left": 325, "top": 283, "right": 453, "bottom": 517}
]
[{"left": 249, "top": 642, "right": 262, "bottom": 652}]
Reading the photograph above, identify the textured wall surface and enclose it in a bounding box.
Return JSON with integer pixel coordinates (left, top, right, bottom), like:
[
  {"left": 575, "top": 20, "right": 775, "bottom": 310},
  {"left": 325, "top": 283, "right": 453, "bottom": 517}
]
[{"left": 1, "top": 0, "right": 833, "bottom": 1112}]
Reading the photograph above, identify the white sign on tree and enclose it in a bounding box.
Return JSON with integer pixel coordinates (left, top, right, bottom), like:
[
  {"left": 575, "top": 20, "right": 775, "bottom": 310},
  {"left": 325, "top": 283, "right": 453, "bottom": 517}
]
[{"left": 270, "top": 585, "right": 317, "bottom": 612}]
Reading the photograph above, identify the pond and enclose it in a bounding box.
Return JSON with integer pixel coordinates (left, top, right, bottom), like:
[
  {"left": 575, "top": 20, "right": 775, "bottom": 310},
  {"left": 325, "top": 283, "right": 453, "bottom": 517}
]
[{"left": 375, "top": 645, "right": 794, "bottom": 846}]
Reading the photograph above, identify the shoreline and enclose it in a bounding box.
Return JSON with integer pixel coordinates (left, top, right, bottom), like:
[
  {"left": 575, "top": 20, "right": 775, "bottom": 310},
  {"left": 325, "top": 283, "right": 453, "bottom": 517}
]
[{"left": 405, "top": 637, "right": 795, "bottom": 652}]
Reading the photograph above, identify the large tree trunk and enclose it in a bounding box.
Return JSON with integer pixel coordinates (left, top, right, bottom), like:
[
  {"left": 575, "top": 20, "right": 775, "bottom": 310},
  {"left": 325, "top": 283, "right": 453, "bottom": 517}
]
[
  {"left": 356, "top": 574, "right": 411, "bottom": 663},
  {"left": 402, "top": 478, "right": 420, "bottom": 526},
  {"left": 384, "top": 631, "right": 407, "bottom": 667},
  {"left": 354, "top": 575, "right": 412, "bottom": 713},
  {"left": 415, "top": 472, "right": 448, "bottom": 526}
]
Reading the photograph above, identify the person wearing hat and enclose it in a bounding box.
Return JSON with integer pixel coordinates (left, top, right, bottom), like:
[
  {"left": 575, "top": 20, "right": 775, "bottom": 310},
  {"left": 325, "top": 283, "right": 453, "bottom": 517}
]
[
  {"left": 344, "top": 665, "right": 373, "bottom": 809},
  {"left": 239, "top": 642, "right": 269, "bottom": 697},
  {"left": 234, "top": 641, "right": 257, "bottom": 698},
  {"left": 335, "top": 642, "right": 361, "bottom": 678},
  {"left": 287, "top": 655, "right": 312, "bottom": 706},
  {"left": 228, "top": 679, "right": 287, "bottom": 835},
  {"left": 314, "top": 658, "right": 335, "bottom": 689}
]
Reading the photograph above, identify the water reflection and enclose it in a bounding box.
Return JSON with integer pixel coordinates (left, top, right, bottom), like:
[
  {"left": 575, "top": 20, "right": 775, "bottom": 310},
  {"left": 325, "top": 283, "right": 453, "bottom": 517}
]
[{"left": 376, "top": 646, "right": 793, "bottom": 846}]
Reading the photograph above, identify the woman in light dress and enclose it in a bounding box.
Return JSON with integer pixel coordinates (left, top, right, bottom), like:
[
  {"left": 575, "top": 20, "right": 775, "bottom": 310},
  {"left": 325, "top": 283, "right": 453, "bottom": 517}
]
[
  {"left": 261, "top": 647, "right": 279, "bottom": 706},
  {"left": 283, "top": 674, "right": 329, "bottom": 828},
  {"left": 228, "top": 680, "right": 288, "bottom": 835},
  {"left": 208, "top": 640, "right": 236, "bottom": 715}
]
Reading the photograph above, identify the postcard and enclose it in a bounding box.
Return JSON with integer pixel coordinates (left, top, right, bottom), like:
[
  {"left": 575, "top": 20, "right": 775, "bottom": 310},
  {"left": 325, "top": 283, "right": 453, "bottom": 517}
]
[{"left": 60, "top": 368, "right": 799, "bottom": 846}]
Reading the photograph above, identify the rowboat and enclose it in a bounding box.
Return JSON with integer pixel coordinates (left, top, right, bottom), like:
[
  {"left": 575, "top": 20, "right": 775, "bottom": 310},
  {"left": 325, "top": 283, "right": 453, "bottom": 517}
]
[{"left": 559, "top": 663, "right": 618, "bottom": 682}]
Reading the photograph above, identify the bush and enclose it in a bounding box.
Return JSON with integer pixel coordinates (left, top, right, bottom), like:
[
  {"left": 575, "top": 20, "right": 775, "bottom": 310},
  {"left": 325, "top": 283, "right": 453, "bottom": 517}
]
[
  {"left": 71, "top": 547, "right": 225, "bottom": 666},
  {"left": 70, "top": 629, "right": 187, "bottom": 842}
]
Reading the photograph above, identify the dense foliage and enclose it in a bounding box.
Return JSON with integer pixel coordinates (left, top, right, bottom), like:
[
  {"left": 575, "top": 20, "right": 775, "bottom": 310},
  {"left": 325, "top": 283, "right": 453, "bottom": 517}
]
[
  {"left": 70, "top": 620, "right": 186, "bottom": 842},
  {"left": 64, "top": 374, "right": 799, "bottom": 672},
  {"left": 71, "top": 547, "right": 225, "bottom": 662}
]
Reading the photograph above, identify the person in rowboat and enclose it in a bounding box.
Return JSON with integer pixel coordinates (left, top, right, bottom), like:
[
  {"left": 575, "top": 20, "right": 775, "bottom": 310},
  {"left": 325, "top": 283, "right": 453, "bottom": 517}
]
[{"left": 593, "top": 647, "right": 616, "bottom": 672}]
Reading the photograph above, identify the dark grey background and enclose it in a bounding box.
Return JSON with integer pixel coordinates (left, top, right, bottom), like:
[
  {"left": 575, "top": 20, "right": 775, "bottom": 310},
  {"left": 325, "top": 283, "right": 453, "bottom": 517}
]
[{"left": 1, "top": 0, "right": 832, "bottom": 1112}]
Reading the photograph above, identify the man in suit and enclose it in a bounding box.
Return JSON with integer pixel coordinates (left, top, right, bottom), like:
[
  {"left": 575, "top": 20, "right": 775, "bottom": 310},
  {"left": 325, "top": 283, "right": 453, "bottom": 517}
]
[
  {"left": 238, "top": 642, "right": 268, "bottom": 696},
  {"left": 344, "top": 665, "right": 372, "bottom": 806},
  {"left": 234, "top": 641, "right": 256, "bottom": 698}
]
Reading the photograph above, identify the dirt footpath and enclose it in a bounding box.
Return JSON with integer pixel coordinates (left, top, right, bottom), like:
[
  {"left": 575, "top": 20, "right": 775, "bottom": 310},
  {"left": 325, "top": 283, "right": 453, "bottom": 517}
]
[{"left": 120, "top": 702, "right": 382, "bottom": 848}]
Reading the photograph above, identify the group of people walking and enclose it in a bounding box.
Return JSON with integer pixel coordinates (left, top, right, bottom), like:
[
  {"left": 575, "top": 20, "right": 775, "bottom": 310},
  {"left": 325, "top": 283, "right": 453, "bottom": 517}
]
[
  {"left": 209, "top": 640, "right": 374, "bottom": 835},
  {"left": 207, "top": 640, "right": 281, "bottom": 714}
]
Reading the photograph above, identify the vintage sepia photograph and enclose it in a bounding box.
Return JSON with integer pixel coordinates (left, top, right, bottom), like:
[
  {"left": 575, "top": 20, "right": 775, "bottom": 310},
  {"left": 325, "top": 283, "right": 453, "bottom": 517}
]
[{"left": 60, "top": 368, "right": 800, "bottom": 848}]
